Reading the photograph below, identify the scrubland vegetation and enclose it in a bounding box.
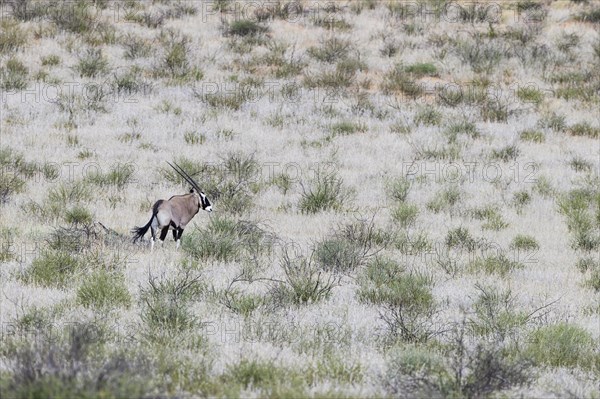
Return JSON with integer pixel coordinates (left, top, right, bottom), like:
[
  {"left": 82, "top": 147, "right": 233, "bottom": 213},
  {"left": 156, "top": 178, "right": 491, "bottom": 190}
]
[{"left": 1, "top": 0, "right": 599, "bottom": 397}]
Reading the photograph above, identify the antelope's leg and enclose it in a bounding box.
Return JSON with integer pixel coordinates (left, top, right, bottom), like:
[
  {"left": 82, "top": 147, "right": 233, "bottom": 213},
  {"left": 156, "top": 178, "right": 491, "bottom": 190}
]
[
  {"left": 150, "top": 226, "right": 156, "bottom": 252},
  {"left": 159, "top": 227, "right": 169, "bottom": 242},
  {"left": 176, "top": 227, "right": 184, "bottom": 250}
]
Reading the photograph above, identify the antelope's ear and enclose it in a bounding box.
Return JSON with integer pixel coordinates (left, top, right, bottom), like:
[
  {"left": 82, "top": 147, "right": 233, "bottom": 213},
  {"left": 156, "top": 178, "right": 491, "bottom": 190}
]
[{"left": 190, "top": 187, "right": 196, "bottom": 193}]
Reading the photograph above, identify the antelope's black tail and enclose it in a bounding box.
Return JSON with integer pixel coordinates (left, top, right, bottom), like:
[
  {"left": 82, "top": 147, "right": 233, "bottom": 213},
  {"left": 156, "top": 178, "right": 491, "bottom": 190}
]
[{"left": 132, "top": 200, "right": 163, "bottom": 243}]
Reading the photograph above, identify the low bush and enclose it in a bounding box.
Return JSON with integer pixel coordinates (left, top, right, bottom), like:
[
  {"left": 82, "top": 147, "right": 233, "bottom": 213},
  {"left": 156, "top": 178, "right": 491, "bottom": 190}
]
[
  {"left": 469, "top": 253, "right": 524, "bottom": 277},
  {"left": 271, "top": 247, "right": 339, "bottom": 305},
  {"left": 77, "top": 270, "right": 131, "bottom": 309},
  {"left": 22, "top": 250, "right": 82, "bottom": 288},
  {"left": 358, "top": 257, "right": 436, "bottom": 343},
  {"left": 139, "top": 269, "right": 203, "bottom": 339},
  {"left": 1, "top": 57, "right": 28, "bottom": 90},
  {"left": 183, "top": 216, "right": 274, "bottom": 262},
  {"left": 76, "top": 48, "right": 108, "bottom": 78},
  {"left": 526, "top": 323, "right": 598, "bottom": 369},
  {"left": 299, "top": 169, "right": 353, "bottom": 214}
]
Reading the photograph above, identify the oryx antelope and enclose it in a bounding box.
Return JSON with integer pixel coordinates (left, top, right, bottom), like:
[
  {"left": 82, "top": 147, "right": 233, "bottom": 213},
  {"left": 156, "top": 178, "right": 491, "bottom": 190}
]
[{"left": 132, "top": 162, "right": 212, "bottom": 250}]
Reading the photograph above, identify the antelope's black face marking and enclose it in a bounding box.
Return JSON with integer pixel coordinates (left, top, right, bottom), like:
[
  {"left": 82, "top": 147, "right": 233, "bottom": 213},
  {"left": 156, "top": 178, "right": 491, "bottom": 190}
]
[{"left": 200, "top": 192, "right": 212, "bottom": 212}]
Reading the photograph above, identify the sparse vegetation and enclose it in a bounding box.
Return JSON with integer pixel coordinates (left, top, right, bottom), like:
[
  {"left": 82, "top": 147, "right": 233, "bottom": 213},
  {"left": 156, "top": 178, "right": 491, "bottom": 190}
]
[
  {"left": 76, "top": 48, "right": 109, "bottom": 78},
  {"left": 77, "top": 270, "right": 131, "bottom": 309},
  {"left": 520, "top": 129, "right": 545, "bottom": 143},
  {"left": 299, "top": 169, "right": 353, "bottom": 214},
  {"left": 358, "top": 257, "right": 437, "bottom": 343},
  {"left": 1, "top": 57, "right": 28, "bottom": 90},
  {"left": 1, "top": 2, "right": 598, "bottom": 397},
  {"left": 526, "top": 323, "right": 598, "bottom": 369}
]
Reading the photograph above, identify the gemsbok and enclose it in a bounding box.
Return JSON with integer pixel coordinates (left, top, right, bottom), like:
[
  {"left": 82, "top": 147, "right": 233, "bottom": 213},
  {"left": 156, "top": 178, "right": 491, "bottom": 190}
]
[{"left": 132, "top": 162, "right": 212, "bottom": 250}]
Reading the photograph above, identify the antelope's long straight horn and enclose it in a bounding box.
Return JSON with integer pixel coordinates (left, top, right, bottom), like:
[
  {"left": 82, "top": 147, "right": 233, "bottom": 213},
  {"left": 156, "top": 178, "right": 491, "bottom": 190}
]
[
  {"left": 167, "top": 161, "right": 202, "bottom": 193},
  {"left": 172, "top": 162, "right": 202, "bottom": 192}
]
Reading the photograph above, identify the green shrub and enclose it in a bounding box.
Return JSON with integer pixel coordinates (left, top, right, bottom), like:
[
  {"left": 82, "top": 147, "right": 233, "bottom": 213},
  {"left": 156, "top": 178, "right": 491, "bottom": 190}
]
[
  {"left": 77, "top": 270, "right": 131, "bottom": 309},
  {"left": 0, "top": 227, "right": 14, "bottom": 262},
  {"left": 50, "top": 1, "right": 99, "bottom": 33},
  {"left": 358, "top": 257, "right": 436, "bottom": 342},
  {"left": 272, "top": 248, "right": 339, "bottom": 305},
  {"left": 202, "top": 91, "right": 246, "bottom": 110},
  {"left": 312, "top": 13, "right": 352, "bottom": 31},
  {"left": 386, "top": 176, "right": 412, "bottom": 202},
  {"left": 405, "top": 62, "right": 437, "bottom": 77},
  {"left": 86, "top": 163, "right": 135, "bottom": 189},
  {"left": 445, "top": 120, "right": 480, "bottom": 142},
  {"left": 480, "top": 96, "right": 511, "bottom": 122},
  {"left": 113, "top": 67, "right": 151, "bottom": 95},
  {"left": 538, "top": 112, "right": 566, "bottom": 131},
  {"left": 575, "top": 257, "right": 598, "bottom": 274},
  {"left": 314, "top": 238, "right": 364, "bottom": 274},
  {"left": 183, "top": 216, "right": 239, "bottom": 261},
  {"left": 272, "top": 173, "right": 293, "bottom": 194},
  {"left": 184, "top": 131, "right": 205, "bottom": 145},
  {"left": 140, "top": 270, "right": 202, "bottom": 338},
  {"left": 491, "top": 144, "right": 520, "bottom": 162},
  {"left": 23, "top": 251, "right": 82, "bottom": 288},
  {"left": 533, "top": 176, "right": 555, "bottom": 198},
  {"left": 526, "top": 323, "right": 597, "bottom": 369},
  {"left": 421, "top": 144, "right": 461, "bottom": 161},
  {"left": 121, "top": 33, "right": 152, "bottom": 59},
  {"left": 469, "top": 254, "right": 524, "bottom": 277},
  {"left": 221, "top": 358, "right": 308, "bottom": 395},
  {"left": 568, "top": 122, "right": 600, "bottom": 139},
  {"left": 41, "top": 54, "right": 60, "bottom": 66},
  {"left": 445, "top": 227, "right": 477, "bottom": 252},
  {"left": 0, "top": 20, "right": 27, "bottom": 54},
  {"left": 384, "top": 333, "right": 532, "bottom": 398},
  {"left": 307, "top": 36, "right": 352, "bottom": 63},
  {"left": 225, "top": 359, "right": 282, "bottom": 388},
  {"left": 392, "top": 202, "right": 419, "bottom": 228},
  {"left": 426, "top": 186, "right": 462, "bottom": 214},
  {"left": 468, "top": 284, "right": 529, "bottom": 342},
  {"left": 384, "top": 345, "right": 447, "bottom": 396},
  {"left": 513, "top": 190, "right": 531, "bottom": 212},
  {"left": 0, "top": 171, "right": 26, "bottom": 204},
  {"left": 49, "top": 180, "right": 93, "bottom": 205},
  {"left": 76, "top": 48, "right": 108, "bottom": 78},
  {"left": 299, "top": 170, "right": 353, "bottom": 214},
  {"left": 183, "top": 217, "right": 273, "bottom": 262},
  {"left": 329, "top": 121, "right": 367, "bottom": 136},
  {"left": 220, "top": 290, "right": 263, "bottom": 317},
  {"left": 414, "top": 106, "right": 442, "bottom": 126},
  {"left": 381, "top": 64, "right": 423, "bottom": 98},
  {"left": 517, "top": 86, "right": 544, "bottom": 105},
  {"left": 1, "top": 321, "right": 152, "bottom": 398},
  {"left": 303, "top": 68, "right": 356, "bottom": 89},
  {"left": 557, "top": 188, "right": 600, "bottom": 252},
  {"left": 336, "top": 57, "right": 367, "bottom": 76},
  {"left": 454, "top": 36, "right": 507, "bottom": 75},
  {"left": 1, "top": 57, "right": 28, "bottom": 90},
  {"left": 64, "top": 205, "right": 93, "bottom": 225},
  {"left": 226, "top": 20, "right": 267, "bottom": 37},
  {"left": 510, "top": 234, "right": 539, "bottom": 251},
  {"left": 470, "top": 206, "right": 508, "bottom": 231},
  {"left": 151, "top": 29, "right": 202, "bottom": 83},
  {"left": 519, "top": 129, "right": 544, "bottom": 143},
  {"left": 584, "top": 266, "right": 600, "bottom": 292},
  {"left": 569, "top": 156, "right": 593, "bottom": 173}
]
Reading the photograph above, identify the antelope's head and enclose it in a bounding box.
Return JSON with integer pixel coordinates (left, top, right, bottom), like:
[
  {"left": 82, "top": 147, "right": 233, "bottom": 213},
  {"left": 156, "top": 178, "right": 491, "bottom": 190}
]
[{"left": 190, "top": 187, "right": 212, "bottom": 212}]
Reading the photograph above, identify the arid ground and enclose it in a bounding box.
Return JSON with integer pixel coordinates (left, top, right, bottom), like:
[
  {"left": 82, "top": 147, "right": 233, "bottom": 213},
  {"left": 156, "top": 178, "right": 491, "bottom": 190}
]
[{"left": 1, "top": 1, "right": 599, "bottom": 397}]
